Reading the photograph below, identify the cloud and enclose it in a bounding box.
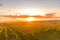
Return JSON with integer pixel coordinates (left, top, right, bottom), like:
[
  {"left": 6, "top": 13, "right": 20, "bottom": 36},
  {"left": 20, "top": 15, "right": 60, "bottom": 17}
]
[
  {"left": 0, "top": 12, "right": 6, "bottom": 14},
  {"left": 0, "top": 4, "right": 3, "bottom": 7},
  {"left": 45, "top": 13, "right": 56, "bottom": 17},
  {"left": 7, "top": 10, "right": 12, "bottom": 11}
]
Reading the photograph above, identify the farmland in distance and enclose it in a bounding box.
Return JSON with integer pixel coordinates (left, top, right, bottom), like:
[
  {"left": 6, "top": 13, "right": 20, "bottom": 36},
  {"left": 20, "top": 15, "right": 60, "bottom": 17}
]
[{"left": 0, "top": 20, "right": 60, "bottom": 40}]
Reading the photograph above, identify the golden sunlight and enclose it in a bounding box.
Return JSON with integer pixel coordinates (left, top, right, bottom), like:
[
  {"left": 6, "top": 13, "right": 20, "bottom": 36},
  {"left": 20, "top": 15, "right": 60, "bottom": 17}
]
[{"left": 25, "top": 17, "right": 36, "bottom": 22}]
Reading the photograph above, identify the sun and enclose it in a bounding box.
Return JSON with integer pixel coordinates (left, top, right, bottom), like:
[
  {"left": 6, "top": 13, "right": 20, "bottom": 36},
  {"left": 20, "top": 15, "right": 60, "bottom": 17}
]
[
  {"left": 16, "top": 17, "right": 37, "bottom": 22},
  {"left": 25, "top": 17, "right": 36, "bottom": 22},
  {"left": 20, "top": 9, "right": 44, "bottom": 16}
]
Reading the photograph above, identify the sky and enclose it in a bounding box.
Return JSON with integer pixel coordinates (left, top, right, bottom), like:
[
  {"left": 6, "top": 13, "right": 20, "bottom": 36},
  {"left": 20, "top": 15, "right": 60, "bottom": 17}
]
[{"left": 0, "top": 0, "right": 60, "bottom": 16}]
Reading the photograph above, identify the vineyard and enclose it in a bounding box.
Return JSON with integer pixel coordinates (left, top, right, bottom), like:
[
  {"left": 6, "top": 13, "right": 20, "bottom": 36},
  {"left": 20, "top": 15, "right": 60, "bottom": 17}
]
[{"left": 0, "top": 21, "right": 60, "bottom": 40}]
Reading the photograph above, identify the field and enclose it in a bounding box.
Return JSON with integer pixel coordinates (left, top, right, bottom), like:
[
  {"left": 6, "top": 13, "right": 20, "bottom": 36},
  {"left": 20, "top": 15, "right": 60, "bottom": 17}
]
[{"left": 0, "top": 21, "right": 60, "bottom": 40}]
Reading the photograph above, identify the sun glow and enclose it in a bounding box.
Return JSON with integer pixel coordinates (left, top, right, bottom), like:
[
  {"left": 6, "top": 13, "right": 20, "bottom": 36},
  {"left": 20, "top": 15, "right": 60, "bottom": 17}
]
[
  {"left": 25, "top": 17, "right": 36, "bottom": 21},
  {"left": 20, "top": 9, "right": 44, "bottom": 16}
]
